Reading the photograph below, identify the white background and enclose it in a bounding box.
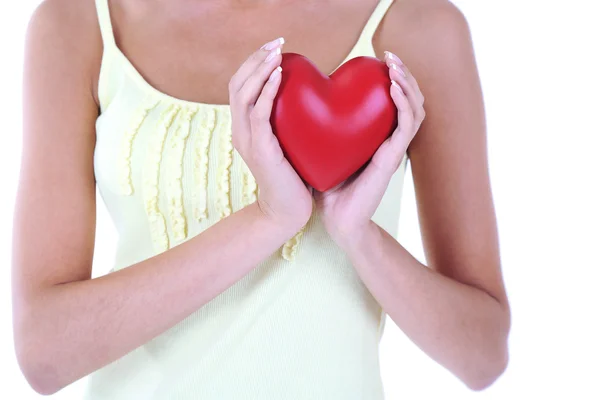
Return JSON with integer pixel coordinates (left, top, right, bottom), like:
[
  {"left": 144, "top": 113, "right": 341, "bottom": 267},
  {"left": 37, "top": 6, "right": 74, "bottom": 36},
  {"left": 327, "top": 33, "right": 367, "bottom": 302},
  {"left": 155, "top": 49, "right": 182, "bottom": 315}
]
[{"left": 1, "top": 1, "right": 599, "bottom": 399}]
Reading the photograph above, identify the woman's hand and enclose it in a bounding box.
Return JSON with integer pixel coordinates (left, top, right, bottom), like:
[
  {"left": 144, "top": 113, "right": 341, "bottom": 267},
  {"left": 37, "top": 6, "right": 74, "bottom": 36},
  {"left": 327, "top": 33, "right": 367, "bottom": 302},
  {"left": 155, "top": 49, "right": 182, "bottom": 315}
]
[
  {"left": 229, "top": 38, "right": 313, "bottom": 229},
  {"left": 314, "top": 51, "right": 426, "bottom": 247}
]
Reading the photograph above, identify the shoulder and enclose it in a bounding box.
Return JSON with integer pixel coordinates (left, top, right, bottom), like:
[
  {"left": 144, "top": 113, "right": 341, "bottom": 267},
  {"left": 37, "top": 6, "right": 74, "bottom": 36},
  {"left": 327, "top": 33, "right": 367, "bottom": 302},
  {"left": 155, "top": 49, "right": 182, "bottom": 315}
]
[
  {"left": 375, "top": 0, "right": 474, "bottom": 79},
  {"left": 27, "top": 0, "right": 101, "bottom": 50},
  {"left": 26, "top": 0, "right": 103, "bottom": 105},
  {"left": 380, "top": 0, "right": 470, "bottom": 44},
  {"left": 388, "top": 0, "right": 467, "bottom": 28}
]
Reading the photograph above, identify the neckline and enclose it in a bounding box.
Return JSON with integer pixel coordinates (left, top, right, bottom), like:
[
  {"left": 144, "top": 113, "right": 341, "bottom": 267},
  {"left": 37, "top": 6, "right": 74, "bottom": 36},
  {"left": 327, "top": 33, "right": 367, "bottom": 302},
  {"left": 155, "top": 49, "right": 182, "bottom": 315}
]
[
  {"left": 105, "top": 0, "right": 388, "bottom": 109},
  {"left": 113, "top": 44, "right": 362, "bottom": 110}
]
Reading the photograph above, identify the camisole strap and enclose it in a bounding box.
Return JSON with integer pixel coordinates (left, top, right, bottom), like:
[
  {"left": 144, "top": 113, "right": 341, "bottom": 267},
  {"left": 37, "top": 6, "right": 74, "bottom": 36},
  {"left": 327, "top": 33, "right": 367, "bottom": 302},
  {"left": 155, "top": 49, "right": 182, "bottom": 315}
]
[
  {"left": 356, "top": 0, "right": 395, "bottom": 46},
  {"left": 95, "top": 0, "right": 117, "bottom": 48},
  {"left": 94, "top": 0, "right": 120, "bottom": 111}
]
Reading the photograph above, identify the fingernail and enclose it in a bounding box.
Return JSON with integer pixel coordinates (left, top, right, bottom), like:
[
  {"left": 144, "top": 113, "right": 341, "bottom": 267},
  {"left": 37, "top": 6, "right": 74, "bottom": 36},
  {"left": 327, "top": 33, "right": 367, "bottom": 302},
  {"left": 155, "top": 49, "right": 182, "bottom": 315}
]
[
  {"left": 269, "top": 66, "right": 282, "bottom": 81},
  {"left": 391, "top": 80, "right": 403, "bottom": 93},
  {"left": 261, "top": 37, "right": 285, "bottom": 51},
  {"left": 385, "top": 51, "right": 403, "bottom": 65},
  {"left": 265, "top": 47, "right": 281, "bottom": 63}
]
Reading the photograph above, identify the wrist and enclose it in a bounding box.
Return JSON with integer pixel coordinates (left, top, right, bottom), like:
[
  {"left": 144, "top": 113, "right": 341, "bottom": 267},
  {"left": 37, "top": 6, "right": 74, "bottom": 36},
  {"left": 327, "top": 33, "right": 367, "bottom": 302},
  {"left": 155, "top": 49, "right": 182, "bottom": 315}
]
[
  {"left": 254, "top": 200, "right": 310, "bottom": 235},
  {"left": 331, "top": 219, "right": 380, "bottom": 253}
]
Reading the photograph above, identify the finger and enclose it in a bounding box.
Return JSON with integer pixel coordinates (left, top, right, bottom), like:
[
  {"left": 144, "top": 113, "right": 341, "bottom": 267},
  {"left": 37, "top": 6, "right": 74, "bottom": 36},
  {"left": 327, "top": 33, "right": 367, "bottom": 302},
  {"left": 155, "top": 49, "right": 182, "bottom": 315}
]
[
  {"left": 350, "top": 142, "right": 394, "bottom": 201},
  {"left": 359, "top": 79, "right": 411, "bottom": 176},
  {"left": 385, "top": 52, "right": 427, "bottom": 128},
  {"left": 384, "top": 51, "right": 424, "bottom": 103},
  {"left": 250, "top": 66, "right": 282, "bottom": 141},
  {"left": 388, "top": 65, "right": 423, "bottom": 116},
  {"left": 229, "top": 37, "right": 285, "bottom": 94},
  {"left": 236, "top": 47, "right": 283, "bottom": 111},
  {"left": 390, "top": 80, "right": 415, "bottom": 154},
  {"left": 351, "top": 76, "right": 414, "bottom": 191},
  {"left": 384, "top": 60, "right": 423, "bottom": 116},
  {"left": 230, "top": 39, "right": 283, "bottom": 155},
  {"left": 370, "top": 132, "right": 399, "bottom": 172},
  {"left": 384, "top": 51, "right": 424, "bottom": 109}
]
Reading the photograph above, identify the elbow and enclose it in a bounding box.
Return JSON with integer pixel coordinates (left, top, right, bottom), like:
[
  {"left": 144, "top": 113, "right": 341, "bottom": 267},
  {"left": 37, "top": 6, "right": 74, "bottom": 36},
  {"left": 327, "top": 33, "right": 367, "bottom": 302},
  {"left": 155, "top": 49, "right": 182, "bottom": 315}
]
[
  {"left": 14, "top": 327, "right": 64, "bottom": 396},
  {"left": 462, "top": 313, "right": 511, "bottom": 391},
  {"left": 25, "top": 373, "right": 63, "bottom": 396},
  {"left": 463, "top": 344, "right": 509, "bottom": 391},
  {"left": 13, "top": 293, "right": 68, "bottom": 395},
  {"left": 15, "top": 346, "right": 64, "bottom": 396}
]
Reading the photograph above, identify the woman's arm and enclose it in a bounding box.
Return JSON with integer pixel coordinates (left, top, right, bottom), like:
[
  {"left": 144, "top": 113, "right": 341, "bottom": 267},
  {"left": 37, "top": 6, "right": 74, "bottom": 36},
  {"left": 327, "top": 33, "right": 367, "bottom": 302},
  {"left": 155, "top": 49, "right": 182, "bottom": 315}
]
[
  {"left": 338, "top": 1, "right": 509, "bottom": 390},
  {"left": 12, "top": 1, "right": 303, "bottom": 395},
  {"left": 339, "top": 227, "right": 509, "bottom": 391}
]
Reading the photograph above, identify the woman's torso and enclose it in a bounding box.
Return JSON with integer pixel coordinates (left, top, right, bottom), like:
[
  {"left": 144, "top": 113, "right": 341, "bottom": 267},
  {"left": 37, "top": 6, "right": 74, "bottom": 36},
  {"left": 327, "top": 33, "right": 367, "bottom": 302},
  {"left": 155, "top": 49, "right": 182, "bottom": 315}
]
[{"left": 87, "top": 0, "right": 408, "bottom": 398}]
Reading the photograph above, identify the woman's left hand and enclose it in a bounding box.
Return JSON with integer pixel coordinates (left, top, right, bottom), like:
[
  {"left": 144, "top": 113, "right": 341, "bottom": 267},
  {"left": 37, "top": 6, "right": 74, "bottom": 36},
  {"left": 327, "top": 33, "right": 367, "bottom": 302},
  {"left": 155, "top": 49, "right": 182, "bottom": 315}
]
[{"left": 313, "top": 51, "right": 426, "bottom": 247}]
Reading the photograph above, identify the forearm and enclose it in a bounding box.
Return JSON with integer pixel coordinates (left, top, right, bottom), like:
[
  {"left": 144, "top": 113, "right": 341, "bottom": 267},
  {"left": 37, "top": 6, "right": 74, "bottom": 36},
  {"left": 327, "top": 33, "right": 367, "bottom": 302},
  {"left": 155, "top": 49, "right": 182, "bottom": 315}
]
[
  {"left": 15, "top": 202, "right": 300, "bottom": 394},
  {"left": 338, "top": 221, "right": 510, "bottom": 390}
]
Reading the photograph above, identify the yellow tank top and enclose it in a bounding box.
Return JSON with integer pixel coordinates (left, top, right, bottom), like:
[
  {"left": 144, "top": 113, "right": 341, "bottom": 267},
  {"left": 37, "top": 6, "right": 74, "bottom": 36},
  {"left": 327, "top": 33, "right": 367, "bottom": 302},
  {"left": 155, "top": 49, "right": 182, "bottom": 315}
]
[{"left": 88, "top": 0, "right": 408, "bottom": 398}]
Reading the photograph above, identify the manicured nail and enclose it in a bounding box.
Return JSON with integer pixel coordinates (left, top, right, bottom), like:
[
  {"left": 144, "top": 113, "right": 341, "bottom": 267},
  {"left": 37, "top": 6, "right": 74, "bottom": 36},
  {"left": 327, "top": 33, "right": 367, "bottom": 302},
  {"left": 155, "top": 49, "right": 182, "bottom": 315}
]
[
  {"left": 261, "top": 37, "right": 285, "bottom": 51},
  {"left": 269, "top": 66, "right": 282, "bottom": 81},
  {"left": 385, "top": 51, "right": 403, "bottom": 65},
  {"left": 265, "top": 47, "right": 281, "bottom": 63},
  {"left": 391, "top": 80, "right": 403, "bottom": 93}
]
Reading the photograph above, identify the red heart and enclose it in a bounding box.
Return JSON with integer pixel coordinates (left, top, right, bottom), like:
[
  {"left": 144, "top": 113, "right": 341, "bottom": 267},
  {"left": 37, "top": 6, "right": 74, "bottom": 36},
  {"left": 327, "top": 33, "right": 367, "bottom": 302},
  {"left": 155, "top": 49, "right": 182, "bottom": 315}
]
[{"left": 271, "top": 53, "right": 397, "bottom": 192}]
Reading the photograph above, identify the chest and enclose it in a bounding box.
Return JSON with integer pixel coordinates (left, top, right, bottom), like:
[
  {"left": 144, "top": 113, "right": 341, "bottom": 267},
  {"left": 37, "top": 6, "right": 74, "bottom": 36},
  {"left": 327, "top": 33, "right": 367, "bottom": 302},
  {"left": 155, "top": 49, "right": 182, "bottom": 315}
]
[
  {"left": 106, "top": 0, "right": 380, "bottom": 104},
  {"left": 93, "top": 0, "right": 405, "bottom": 261}
]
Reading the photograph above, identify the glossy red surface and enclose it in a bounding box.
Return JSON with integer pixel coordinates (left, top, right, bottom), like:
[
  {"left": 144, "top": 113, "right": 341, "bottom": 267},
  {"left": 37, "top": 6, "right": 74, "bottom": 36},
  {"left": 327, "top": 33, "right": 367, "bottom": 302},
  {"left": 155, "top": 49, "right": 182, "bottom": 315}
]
[{"left": 271, "top": 53, "right": 397, "bottom": 192}]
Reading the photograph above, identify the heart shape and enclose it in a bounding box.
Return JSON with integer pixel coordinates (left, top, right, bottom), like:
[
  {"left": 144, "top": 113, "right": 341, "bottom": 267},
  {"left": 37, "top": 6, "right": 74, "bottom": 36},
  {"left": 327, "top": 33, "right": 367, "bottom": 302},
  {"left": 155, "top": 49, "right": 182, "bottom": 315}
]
[{"left": 271, "top": 53, "right": 397, "bottom": 192}]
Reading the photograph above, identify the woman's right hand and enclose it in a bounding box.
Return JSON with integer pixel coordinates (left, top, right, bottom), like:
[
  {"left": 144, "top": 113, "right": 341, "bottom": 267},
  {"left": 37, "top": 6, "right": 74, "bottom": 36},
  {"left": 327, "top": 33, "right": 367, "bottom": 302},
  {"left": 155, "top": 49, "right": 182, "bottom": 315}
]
[{"left": 229, "top": 38, "right": 313, "bottom": 228}]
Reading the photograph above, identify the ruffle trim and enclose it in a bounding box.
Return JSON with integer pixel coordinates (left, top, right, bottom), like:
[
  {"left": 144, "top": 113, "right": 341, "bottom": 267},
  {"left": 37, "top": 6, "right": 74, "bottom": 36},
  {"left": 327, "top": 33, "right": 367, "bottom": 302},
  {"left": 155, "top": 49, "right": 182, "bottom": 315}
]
[
  {"left": 120, "top": 98, "right": 160, "bottom": 195},
  {"left": 167, "top": 106, "right": 198, "bottom": 244},
  {"left": 281, "top": 224, "right": 307, "bottom": 261},
  {"left": 144, "top": 104, "right": 181, "bottom": 253},
  {"left": 216, "top": 110, "right": 233, "bottom": 220},
  {"left": 193, "top": 107, "right": 217, "bottom": 222},
  {"left": 124, "top": 100, "right": 305, "bottom": 258},
  {"left": 240, "top": 160, "right": 258, "bottom": 207}
]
